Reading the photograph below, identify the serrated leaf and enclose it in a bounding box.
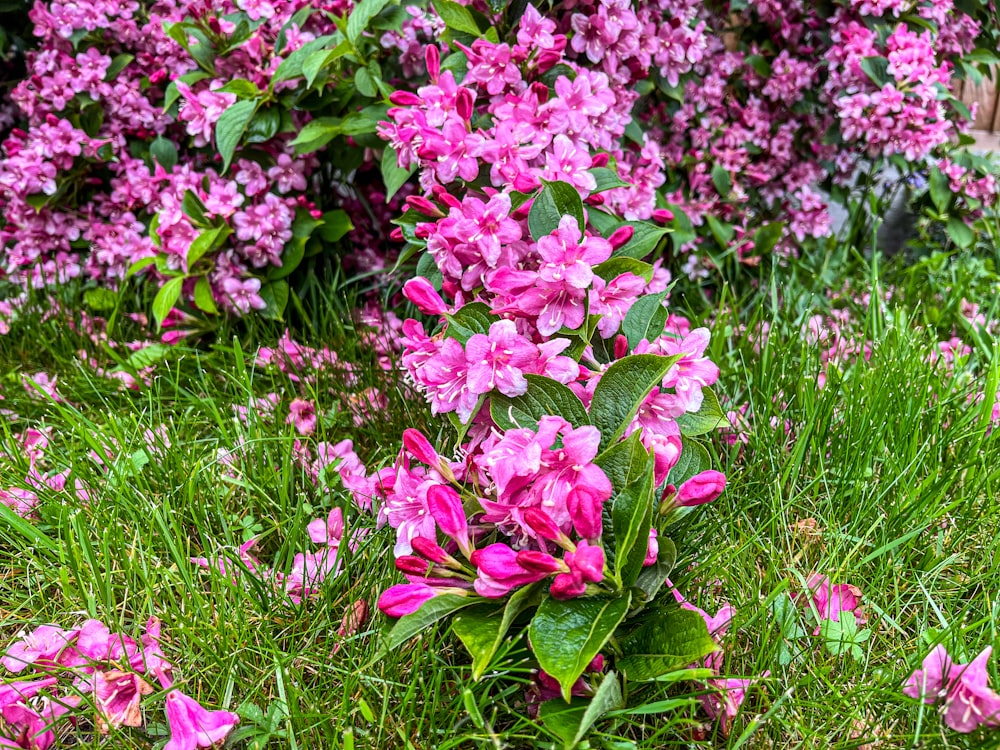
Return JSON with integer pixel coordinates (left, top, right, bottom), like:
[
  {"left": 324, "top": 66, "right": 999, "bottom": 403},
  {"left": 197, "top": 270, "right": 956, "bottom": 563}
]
[
  {"left": 752, "top": 222, "right": 784, "bottom": 257},
  {"left": 528, "top": 181, "right": 586, "bottom": 240},
  {"left": 105, "top": 53, "right": 134, "bottom": 79},
  {"left": 593, "top": 257, "right": 653, "bottom": 284},
  {"left": 150, "top": 136, "right": 178, "bottom": 171},
  {"left": 292, "top": 117, "right": 343, "bottom": 154},
  {"left": 432, "top": 0, "right": 482, "bottom": 36},
  {"left": 590, "top": 354, "right": 681, "bottom": 452},
  {"left": 611, "top": 469, "right": 656, "bottom": 588},
  {"left": 382, "top": 146, "right": 416, "bottom": 201},
  {"left": 675, "top": 388, "right": 730, "bottom": 437},
  {"left": 259, "top": 280, "right": 289, "bottom": 320},
  {"left": 928, "top": 168, "right": 951, "bottom": 214},
  {"left": 622, "top": 291, "right": 668, "bottom": 350},
  {"left": 589, "top": 167, "right": 628, "bottom": 193},
  {"left": 193, "top": 276, "right": 218, "bottom": 314},
  {"left": 444, "top": 302, "right": 495, "bottom": 345},
  {"left": 186, "top": 224, "right": 230, "bottom": 269},
  {"left": 490, "top": 374, "right": 591, "bottom": 432},
  {"left": 946, "top": 216, "right": 974, "bottom": 248},
  {"left": 611, "top": 221, "right": 670, "bottom": 260},
  {"left": 540, "top": 672, "right": 623, "bottom": 749},
  {"left": 452, "top": 583, "right": 541, "bottom": 681},
  {"left": 215, "top": 98, "right": 259, "bottom": 172},
  {"left": 347, "top": 0, "right": 393, "bottom": 44},
  {"left": 272, "top": 34, "right": 338, "bottom": 83},
  {"left": 319, "top": 210, "right": 353, "bottom": 242},
  {"left": 666, "top": 440, "right": 712, "bottom": 489},
  {"left": 633, "top": 537, "right": 676, "bottom": 604},
  {"left": 152, "top": 276, "right": 184, "bottom": 329},
  {"left": 529, "top": 593, "right": 631, "bottom": 701},
  {"left": 711, "top": 164, "right": 732, "bottom": 197},
  {"left": 860, "top": 56, "right": 890, "bottom": 86},
  {"left": 380, "top": 594, "right": 477, "bottom": 654},
  {"left": 217, "top": 78, "right": 260, "bottom": 98},
  {"left": 617, "top": 607, "right": 718, "bottom": 682}
]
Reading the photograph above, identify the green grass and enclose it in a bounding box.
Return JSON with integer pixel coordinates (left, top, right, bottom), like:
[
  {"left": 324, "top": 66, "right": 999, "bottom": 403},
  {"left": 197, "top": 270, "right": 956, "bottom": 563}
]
[{"left": 0, "top": 249, "right": 998, "bottom": 749}]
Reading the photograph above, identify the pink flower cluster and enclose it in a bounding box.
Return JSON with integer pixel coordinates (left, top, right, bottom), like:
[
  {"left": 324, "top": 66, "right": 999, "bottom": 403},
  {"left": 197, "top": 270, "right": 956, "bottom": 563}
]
[
  {"left": 0, "top": 619, "right": 238, "bottom": 749},
  {"left": 0, "top": 0, "right": 335, "bottom": 313},
  {"left": 0, "top": 428, "right": 72, "bottom": 517}
]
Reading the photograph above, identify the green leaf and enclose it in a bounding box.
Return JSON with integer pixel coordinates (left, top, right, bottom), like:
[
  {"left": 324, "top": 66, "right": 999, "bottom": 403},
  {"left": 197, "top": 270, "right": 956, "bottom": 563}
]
[
  {"left": 927, "top": 168, "right": 952, "bottom": 214},
  {"left": 382, "top": 146, "right": 416, "bottom": 202},
  {"left": 150, "top": 136, "right": 178, "bottom": 171},
  {"left": 354, "top": 67, "right": 377, "bottom": 97},
  {"left": 589, "top": 167, "right": 628, "bottom": 193},
  {"left": 593, "top": 257, "right": 653, "bottom": 284},
  {"left": 84, "top": 288, "right": 118, "bottom": 312},
  {"left": 611, "top": 221, "right": 670, "bottom": 260},
  {"left": 529, "top": 593, "right": 631, "bottom": 701},
  {"left": 705, "top": 215, "right": 734, "bottom": 248},
  {"left": 590, "top": 353, "right": 681, "bottom": 452},
  {"left": 539, "top": 672, "right": 623, "bottom": 749},
  {"left": 595, "top": 431, "right": 651, "bottom": 496},
  {"left": 186, "top": 225, "right": 230, "bottom": 269},
  {"left": 666, "top": 440, "right": 712, "bottom": 489},
  {"left": 347, "top": 0, "right": 393, "bottom": 45},
  {"left": 380, "top": 594, "right": 477, "bottom": 654},
  {"left": 105, "top": 53, "right": 134, "bottom": 79},
  {"left": 611, "top": 468, "right": 656, "bottom": 587},
  {"left": 633, "top": 537, "right": 676, "bottom": 604},
  {"left": 444, "top": 302, "right": 495, "bottom": 345},
  {"left": 675, "top": 388, "right": 730, "bottom": 437},
  {"left": 217, "top": 78, "right": 260, "bottom": 98},
  {"left": 752, "top": 222, "right": 784, "bottom": 257},
  {"left": 711, "top": 164, "right": 732, "bottom": 197},
  {"left": 432, "top": 0, "right": 482, "bottom": 36},
  {"left": 860, "top": 56, "right": 890, "bottom": 86},
  {"left": 272, "top": 34, "right": 337, "bottom": 83},
  {"left": 215, "top": 98, "right": 259, "bottom": 172},
  {"left": 622, "top": 291, "right": 668, "bottom": 350},
  {"left": 491, "top": 374, "right": 591, "bottom": 432},
  {"left": 770, "top": 593, "right": 807, "bottom": 667},
  {"left": 182, "top": 190, "right": 209, "bottom": 226},
  {"left": 259, "top": 280, "right": 289, "bottom": 320},
  {"left": 291, "top": 117, "right": 343, "bottom": 154},
  {"left": 667, "top": 205, "right": 696, "bottom": 251},
  {"left": 529, "top": 181, "right": 586, "bottom": 241},
  {"left": 319, "top": 210, "right": 353, "bottom": 242},
  {"left": 152, "top": 276, "right": 184, "bottom": 329},
  {"left": 617, "top": 607, "right": 719, "bottom": 682},
  {"left": 245, "top": 107, "right": 280, "bottom": 144},
  {"left": 193, "top": 276, "right": 218, "bottom": 314},
  {"left": 125, "top": 257, "right": 156, "bottom": 279},
  {"left": 452, "top": 583, "right": 542, "bottom": 681},
  {"left": 946, "top": 216, "right": 974, "bottom": 249}
]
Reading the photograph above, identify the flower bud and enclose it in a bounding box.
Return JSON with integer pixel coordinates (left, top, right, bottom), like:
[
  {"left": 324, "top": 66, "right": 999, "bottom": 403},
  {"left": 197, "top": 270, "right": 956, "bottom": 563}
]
[
  {"left": 676, "top": 470, "right": 726, "bottom": 506},
  {"left": 607, "top": 225, "right": 635, "bottom": 250},
  {"left": 652, "top": 208, "right": 675, "bottom": 223},
  {"left": 389, "top": 91, "right": 423, "bottom": 106},
  {"left": 378, "top": 583, "right": 450, "bottom": 617},
  {"left": 427, "top": 484, "right": 472, "bottom": 556},
  {"left": 402, "top": 277, "right": 448, "bottom": 315},
  {"left": 425, "top": 45, "right": 440, "bottom": 81},
  {"left": 402, "top": 429, "right": 439, "bottom": 466},
  {"left": 395, "top": 556, "right": 431, "bottom": 575}
]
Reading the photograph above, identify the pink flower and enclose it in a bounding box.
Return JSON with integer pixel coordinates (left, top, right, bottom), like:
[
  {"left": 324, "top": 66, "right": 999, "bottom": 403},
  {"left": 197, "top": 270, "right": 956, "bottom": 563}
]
[
  {"left": 378, "top": 583, "right": 461, "bottom": 617},
  {"left": 1, "top": 625, "right": 76, "bottom": 673},
  {"left": 799, "top": 574, "right": 865, "bottom": 635},
  {"left": 464, "top": 320, "right": 538, "bottom": 397},
  {"left": 286, "top": 398, "right": 316, "bottom": 435},
  {"left": 162, "top": 689, "right": 239, "bottom": 750},
  {"left": 426, "top": 485, "right": 472, "bottom": 557},
  {"left": 93, "top": 669, "right": 154, "bottom": 732},
  {"left": 471, "top": 543, "right": 556, "bottom": 598},
  {"left": 904, "top": 645, "right": 1000, "bottom": 733}
]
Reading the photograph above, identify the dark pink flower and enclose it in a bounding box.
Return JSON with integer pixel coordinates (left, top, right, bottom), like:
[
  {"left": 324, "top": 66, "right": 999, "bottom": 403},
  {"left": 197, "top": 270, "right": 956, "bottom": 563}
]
[
  {"left": 676, "top": 470, "right": 726, "bottom": 506},
  {"left": 94, "top": 669, "right": 153, "bottom": 731},
  {"left": 162, "top": 689, "right": 239, "bottom": 750},
  {"left": 904, "top": 645, "right": 1000, "bottom": 733}
]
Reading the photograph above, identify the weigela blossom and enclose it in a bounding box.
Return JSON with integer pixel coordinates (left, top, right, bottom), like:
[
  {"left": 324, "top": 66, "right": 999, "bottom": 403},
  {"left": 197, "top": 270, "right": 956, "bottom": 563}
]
[{"left": 904, "top": 645, "right": 1000, "bottom": 733}]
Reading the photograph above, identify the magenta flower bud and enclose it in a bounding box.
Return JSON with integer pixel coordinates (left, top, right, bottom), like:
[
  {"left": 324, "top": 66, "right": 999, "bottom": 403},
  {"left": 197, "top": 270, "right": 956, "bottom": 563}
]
[
  {"left": 570, "top": 541, "right": 604, "bottom": 583},
  {"left": 427, "top": 485, "right": 472, "bottom": 556},
  {"left": 411, "top": 536, "right": 450, "bottom": 565},
  {"left": 644, "top": 528, "right": 659, "bottom": 566},
  {"left": 585, "top": 194, "right": 606, "bottom": 206},
  {"left": 403, "top": 277, "right": 448, "bottom": 315},
  {"left": 591, "top": 152, "right": 610, "bottom": 168},
  {"left": 652, "top": 208, "right": 675, "bottom": 223},
  {"left": 456, "top": 89, "right": 475, "bottom": 121},
  {"left": 389, "top": 90, "right": 422, "bottom": 106},
  {"left": 567, "top": 486, "right": 604, "bottom": 540},
  {"left": 522, "top": 508, "right": 563, "bottom": 542},
  {"left": 378, "top": 583, "right": 439, "bottom": 618},
  {"left": 614, "top": 334, "right": 629, "bottom": 359},
  {"left": 550, "top": 573, "right": 586, "bottom": 600},
  {"left": 405, "top": 195, "right": 442, "bottom": 217},
  {"left": 535, "top": 49, "right": 563, "bottom": 73},
  {"left": 389, "top": 227, "right": 404, "bottom": 242},
  {"left": 607, "top": 225, "right": 635, "bottom": 250},
  {"left": 425, "top": 45, "right": 440, "bottom": 81},
  {"left": 588, "top": 654, "right": 605, "bottom": 672},
  {"left": 676, "top": 470, "right": 726, "bottom": 506},
  {"left": 402, "top": 429, "right": 440, "bottom": 466},
  {"left": 513, "top": 173, "right": 540, "bottom": 193},
  {"left": 395, "top": 555, "right": 431, "bottom": 575},
  {"left": 515, "top": 550, "right": 563, "bottom": 575}
]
